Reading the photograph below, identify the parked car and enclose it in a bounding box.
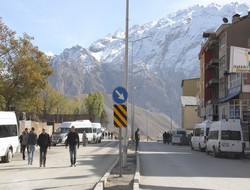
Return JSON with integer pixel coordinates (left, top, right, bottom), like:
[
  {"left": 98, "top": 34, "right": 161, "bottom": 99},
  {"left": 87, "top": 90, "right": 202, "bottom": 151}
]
[
  {"left": 172, "top": 134, "right": 190, "bottom": 145},
  {"left": 206, "top": 119, "right": 244, "bottom": 158},
  {"left": 156, "top": 134, "right": 163, "bottom": 142}
]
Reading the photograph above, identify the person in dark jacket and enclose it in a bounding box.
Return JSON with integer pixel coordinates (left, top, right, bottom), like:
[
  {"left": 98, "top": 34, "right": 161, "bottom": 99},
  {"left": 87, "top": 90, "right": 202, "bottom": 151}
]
[
  {"left": 37, "top": 128, "right": 51, "bottom": 167},
  {"left": 27, "top": 127, "right": 37, "bottom": 165},
  {"left": 135, "top": 128, "right": 140, "bottom": 151},
  {"left": 65, "top": 126, "right": 80, "bottom": 167},
  {"left": 21, "top": 128, "right": 29, "bottom": 160}
]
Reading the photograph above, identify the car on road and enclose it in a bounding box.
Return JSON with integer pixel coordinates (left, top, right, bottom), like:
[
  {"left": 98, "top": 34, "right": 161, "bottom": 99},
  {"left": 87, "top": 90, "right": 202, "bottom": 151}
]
[
  {"left": 172, "top": 134, "right": 190, "bottom": 145},
  {"left": 156, "top": 134, "right": 163, "bottom": 142}
]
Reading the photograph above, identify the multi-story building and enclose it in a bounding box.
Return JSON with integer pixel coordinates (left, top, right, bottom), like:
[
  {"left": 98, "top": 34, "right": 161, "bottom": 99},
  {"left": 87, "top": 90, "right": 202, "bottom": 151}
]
[
  {"left": 181, "top": 78, "right": 200, "bottom": 131},
  {"left": 199, "top": 32, "right": 219, "bottom": 121},
  {"left": 199, "top": 12, "right": 250, "bottom": 145}
]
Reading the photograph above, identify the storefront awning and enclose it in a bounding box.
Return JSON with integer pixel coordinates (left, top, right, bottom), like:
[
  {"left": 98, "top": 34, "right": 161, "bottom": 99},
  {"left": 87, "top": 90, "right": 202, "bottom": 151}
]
[{"left": 217, "top": 91, "right": 240, "bottom": 103}]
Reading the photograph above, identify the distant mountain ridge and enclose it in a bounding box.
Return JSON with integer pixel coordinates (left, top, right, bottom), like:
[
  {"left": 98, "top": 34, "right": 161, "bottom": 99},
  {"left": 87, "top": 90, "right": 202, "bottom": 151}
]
[{"left": 48, "top": 2, "right": 250, "bottom": 125}]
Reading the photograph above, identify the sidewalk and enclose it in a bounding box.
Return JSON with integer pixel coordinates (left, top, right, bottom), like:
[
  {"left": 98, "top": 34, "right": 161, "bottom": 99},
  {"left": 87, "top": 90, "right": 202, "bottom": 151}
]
[{"left": 94, "top": 141, "right": 138, "bottom": 190}]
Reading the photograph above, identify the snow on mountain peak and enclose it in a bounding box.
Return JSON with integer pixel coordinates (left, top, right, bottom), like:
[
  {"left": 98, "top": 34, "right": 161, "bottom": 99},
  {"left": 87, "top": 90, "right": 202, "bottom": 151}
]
[{"left": 49, "top": 2, "right": 250, "bottom": 123}]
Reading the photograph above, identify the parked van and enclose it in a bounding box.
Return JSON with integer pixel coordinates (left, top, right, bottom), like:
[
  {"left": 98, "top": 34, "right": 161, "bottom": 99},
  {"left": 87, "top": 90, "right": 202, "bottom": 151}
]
[
  {"left": 191, "top": 121, "right": 211, "bottom": 151},
  {"left": 92, "top": 123, "right": 104, "bottom": 143},
  {"left": 206, "top": 119, "right": 244, "bottom": 158},
  {"left": 0, "top": 111, "right": 19, "bottom": 163},
  {"left": 51, "top": 120, "right": 93, "bottom": 146},
  {"left": 78, "top": 120, "right": 98, "bottom": 144}
]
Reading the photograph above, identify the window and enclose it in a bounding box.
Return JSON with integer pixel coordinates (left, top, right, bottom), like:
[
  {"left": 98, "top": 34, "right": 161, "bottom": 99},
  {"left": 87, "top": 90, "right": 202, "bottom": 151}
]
[
  {"left": 200, "top": 129, "right": 204, "bottom": 136},
  {"left": 229, "top": 100, "right": 240, "bottom": 119},
  {"left": 194, "top": 128, "right": 201, "bottom": 136},
  {"left": 219, "top": 56, "right": 226, "bottom": 69},
  {"left": 206, "top": 128, "right": 210, "bottom": 136},
  {"left": 208, "top": 131, "right": 219, "bottom": 139},
  {"left": 221, "top": 130, "right": 241, "bottom": 140},
  {"left": 219, "top": 35, "right": 226, "bottom": 49},
  {"left": 56, "top": 128, "right": 69, "bottom": 133},
  {"left": 229, "top": 73, "right": 241, "bottom": 89},
  {"left": 243, "top": 73, "right": 250, "bottom": 84},
  {"left": 0, "top": 125, "right": 18, "bottom": 138}
]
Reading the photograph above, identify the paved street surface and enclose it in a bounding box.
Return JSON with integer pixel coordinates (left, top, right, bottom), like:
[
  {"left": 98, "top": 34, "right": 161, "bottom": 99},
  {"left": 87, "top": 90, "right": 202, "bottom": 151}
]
[
  {"left": 139, "top": 141, "right": 250, "bottom": 190},
  {"left": 0, "top": 140, "right": 118, "bottom": 190}
]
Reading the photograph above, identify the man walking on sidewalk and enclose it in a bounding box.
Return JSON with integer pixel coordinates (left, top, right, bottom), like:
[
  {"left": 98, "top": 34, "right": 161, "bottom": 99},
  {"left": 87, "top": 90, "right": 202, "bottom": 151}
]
[
  {"left": 20, "top": 128, "right": 29, "bottom": 160},
  {"left": 65, "top": 126, "right": 80, "bottom": 167},
  {"left": 37, "top": 128, "right": 51, "bottom": 167},
  {"left": 27, "top": 127, "right": 37, "bottom": 165}
]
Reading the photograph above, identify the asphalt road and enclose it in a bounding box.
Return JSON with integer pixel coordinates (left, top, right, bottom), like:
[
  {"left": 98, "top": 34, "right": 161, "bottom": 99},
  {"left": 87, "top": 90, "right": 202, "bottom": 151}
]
[
  {"left": 139, "top": 141, "right": 250, "bottom": 190},
  {"left": 0, "top": 140, "right": 119, "bottom": 190}
]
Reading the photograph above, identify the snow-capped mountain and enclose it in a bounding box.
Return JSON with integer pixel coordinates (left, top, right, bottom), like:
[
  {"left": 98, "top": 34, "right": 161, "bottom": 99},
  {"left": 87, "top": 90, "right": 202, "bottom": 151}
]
[{"left": 49, "top": 2, "right": 250, "bottom": 124}]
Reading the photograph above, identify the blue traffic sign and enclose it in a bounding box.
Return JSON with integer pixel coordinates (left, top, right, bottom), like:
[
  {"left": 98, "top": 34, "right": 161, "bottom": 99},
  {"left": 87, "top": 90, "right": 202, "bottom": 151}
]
[{"left": 112, "top": 86, "right": 128, "bottom": 104}]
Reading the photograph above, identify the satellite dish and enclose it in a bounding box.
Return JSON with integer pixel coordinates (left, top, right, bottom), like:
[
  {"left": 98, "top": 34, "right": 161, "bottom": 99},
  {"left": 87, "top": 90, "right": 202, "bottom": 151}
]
[{"left": 223, "top": 18, "right": 228, "bottom": 23}]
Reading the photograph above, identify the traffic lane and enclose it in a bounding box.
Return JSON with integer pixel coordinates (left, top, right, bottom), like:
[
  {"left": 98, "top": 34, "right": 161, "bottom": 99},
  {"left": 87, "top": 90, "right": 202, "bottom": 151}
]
[
  {"left": 0, "top": 140, "right": 119, "bottom": 190},
  {"left": 139, "top": 141, "right": 250, "bottom": 190}
]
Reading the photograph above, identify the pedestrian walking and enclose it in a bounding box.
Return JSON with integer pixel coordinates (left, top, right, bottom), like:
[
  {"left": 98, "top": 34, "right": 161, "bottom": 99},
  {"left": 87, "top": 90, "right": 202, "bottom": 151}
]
[
  {"left": 37, "top": 128, "right": 51, "bottom": 167},
  {"left": 27, "top": 127, "right": 37, "bottom": 165},
  {"left": 20, "top": 128, "right": 29, "bottom": 160},
  {"left": 163, "top": 131, "right": 167, "bottom": 144},
  {"left": 65, "top": 126, "right": 80, "bottom": 167},
  {"left": 135, "top": 128, "right": 140, "bottom": 151},
  {"left": 82, "top": 130, "right": 87, "bottom": 147}
]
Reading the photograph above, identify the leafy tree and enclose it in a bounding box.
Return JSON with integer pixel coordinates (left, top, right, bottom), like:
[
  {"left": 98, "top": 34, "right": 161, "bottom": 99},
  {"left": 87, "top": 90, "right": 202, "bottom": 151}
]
[
  {"left": 0, "top": 18, "right": 53, "bottom": 112},
  {"left": 100, "top": 109, "right": 109, "bottom": 127},
  {"left": 40, "top": 83, "right": 64, "bottom": 115},
  {"left": 85, "top": 92, "right": 104, "bottom": 120}
]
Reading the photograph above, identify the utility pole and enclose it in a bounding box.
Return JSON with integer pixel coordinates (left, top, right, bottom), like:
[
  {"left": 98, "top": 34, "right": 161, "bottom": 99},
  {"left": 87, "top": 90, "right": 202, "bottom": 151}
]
[{"left": 122, "top": 0, "right": 129, "bottom": 168}]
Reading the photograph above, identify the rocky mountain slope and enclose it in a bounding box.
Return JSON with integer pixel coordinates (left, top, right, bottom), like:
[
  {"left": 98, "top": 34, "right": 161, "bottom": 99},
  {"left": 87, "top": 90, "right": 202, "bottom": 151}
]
[{"left": 49, "top": 2, "right": 250, "bottom": 129}]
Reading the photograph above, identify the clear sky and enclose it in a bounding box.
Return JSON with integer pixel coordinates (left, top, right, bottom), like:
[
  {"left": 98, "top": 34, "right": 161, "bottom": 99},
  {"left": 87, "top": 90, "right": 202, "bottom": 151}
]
[{"left": 0, "top": 0, "right": 249, "bottom": 55}]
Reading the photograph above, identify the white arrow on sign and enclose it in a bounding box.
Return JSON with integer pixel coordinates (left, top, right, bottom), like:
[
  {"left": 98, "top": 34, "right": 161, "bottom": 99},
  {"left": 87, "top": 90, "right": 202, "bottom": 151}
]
[{"left": 115, "top": 90, "right": 124, "bottom": 100}]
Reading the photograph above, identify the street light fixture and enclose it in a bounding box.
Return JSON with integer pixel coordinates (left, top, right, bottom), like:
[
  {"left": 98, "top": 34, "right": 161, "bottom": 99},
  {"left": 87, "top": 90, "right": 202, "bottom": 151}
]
[
  {"left": 111, "top": 35, "right": 151, "bottom": 141},
  {"left": 130, "top": 36, "right": 151, "bottom": 141}
]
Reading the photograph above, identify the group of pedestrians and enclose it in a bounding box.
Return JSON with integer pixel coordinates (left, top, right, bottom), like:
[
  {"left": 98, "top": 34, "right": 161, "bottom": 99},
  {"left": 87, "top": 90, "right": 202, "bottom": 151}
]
[
  {"left": 163, "top": 131, "right": 171, "bottom": 144},
  {"left": 19, "top": 127, "right": 51, "bottom": 167},
  {"left": 19, "top": 125, "right": 81, "bottom": 168}
]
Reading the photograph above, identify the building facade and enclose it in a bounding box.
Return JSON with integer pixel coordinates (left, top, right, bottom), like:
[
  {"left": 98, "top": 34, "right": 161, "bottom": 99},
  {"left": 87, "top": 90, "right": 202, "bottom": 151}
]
[
  {"left": 199, "top": 12, "right": 250, "bottom": 145},
  {"left": 181, "top": 78, "right": 200, "bottom": 130}
]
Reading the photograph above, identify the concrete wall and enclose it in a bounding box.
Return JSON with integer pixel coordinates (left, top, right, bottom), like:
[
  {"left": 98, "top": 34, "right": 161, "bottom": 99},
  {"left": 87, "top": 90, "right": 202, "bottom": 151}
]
[
  {"left": 182, "top": 106, "right": 200, "bottom": 130},
  {"left": 19, "top": 120, "right": 61, "bottom": 136}
]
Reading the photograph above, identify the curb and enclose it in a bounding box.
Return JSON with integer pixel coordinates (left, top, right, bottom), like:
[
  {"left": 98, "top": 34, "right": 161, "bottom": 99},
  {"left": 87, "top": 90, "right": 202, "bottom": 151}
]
[
  {"left": 93, "top": 156, "right": 119, "bottom": 190},
  {"left": 133, "top": 151, "right": 140, "bottom": 190}
]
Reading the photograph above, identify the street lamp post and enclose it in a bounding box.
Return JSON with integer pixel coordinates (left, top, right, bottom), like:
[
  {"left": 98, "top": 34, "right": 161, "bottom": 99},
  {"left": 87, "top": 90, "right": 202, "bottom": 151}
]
[
  {"left": 130, "top": 36, "right": 151, "bottom": 141},
  {"left": 131, "top": 71, "right": 146, "bottom": 141},
  {"left": 166, "top": 111, "right": 173, "bottom": 132},
  {"left": 146, "top": 110, "right": 149, "bottom": 141}
]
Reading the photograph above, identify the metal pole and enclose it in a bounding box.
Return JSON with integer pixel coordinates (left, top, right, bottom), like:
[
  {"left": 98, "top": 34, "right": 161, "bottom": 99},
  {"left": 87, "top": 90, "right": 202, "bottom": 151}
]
[
  {"left": 122, "top": 0, "right": 129, "bottom": 167},
  {"left": 131, "top": 43, "right": 134, "bottom": 141},
  {"left": 132, "top": 86, "right": 135, "bottom": 140},
  {"left": 170, "top": 111, "right": 172, "bottom": 132},
  {"left": 147, "top": 110, "right": 148, "bottom": 141},
  {"left": 119, "top": 127, "right": 122, "bottom": 177}
]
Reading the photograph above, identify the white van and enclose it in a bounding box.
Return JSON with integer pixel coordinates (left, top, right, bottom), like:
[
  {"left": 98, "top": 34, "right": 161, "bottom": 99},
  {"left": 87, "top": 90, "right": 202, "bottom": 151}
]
[
  {"left": 206, "top": 119, "right": 244, "bottom": 158},
  {"left": 51, "top": 120, "right": 93, "bottom": 146},
  {"left": 0, "top": 111, "right": 19, "bottom": 163},
  {"left": 92, "top": 123, "right": 103, "bottom": 143},
  {"left": 191, "top": 121, "right": 211, "bottom": 151}
]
